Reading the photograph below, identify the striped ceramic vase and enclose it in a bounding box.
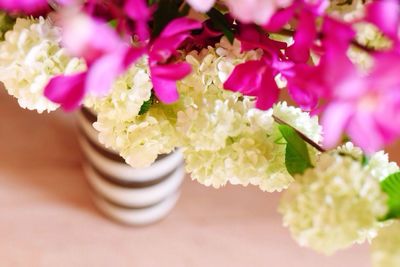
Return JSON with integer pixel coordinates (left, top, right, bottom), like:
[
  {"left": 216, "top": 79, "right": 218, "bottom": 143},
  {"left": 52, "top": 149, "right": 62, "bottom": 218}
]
[{"left": 76, "top": 108, "right": 185, "bottom": 226}]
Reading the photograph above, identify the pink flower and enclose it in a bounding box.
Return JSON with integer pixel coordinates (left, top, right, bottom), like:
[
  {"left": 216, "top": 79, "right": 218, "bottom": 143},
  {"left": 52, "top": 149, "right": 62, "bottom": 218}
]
[
  {"left": 224, "top": 24, "right": 289, "bottom": 110},
  {"left": 0, "top": 0, "right": 48, "bottom": 14},
  {"left": 148, "top": 17, "right": 202, "bottom": 103},
  {"left": 124, "top": 0, "right": 153, "bottom": 41},
  {"left": 366, "top": 0, "right": 399, "bottom": 40},
  {"left": 224, "top": 58, "right": 280, "bottom": 110},
  {"left": 186, "top": 0, "right": 215, "bottom": 12},
  {"left": 45, "top": 11, "right": 144, "bottom": 111},
  {"left": 186, "top": 0, "right": 293, "bottom": 25},
  {"left": 225, "top": 0, "right": 294, "bottom": 25},
  {"left": 322, "top": 51, "right": 400, "bottom": 153}
]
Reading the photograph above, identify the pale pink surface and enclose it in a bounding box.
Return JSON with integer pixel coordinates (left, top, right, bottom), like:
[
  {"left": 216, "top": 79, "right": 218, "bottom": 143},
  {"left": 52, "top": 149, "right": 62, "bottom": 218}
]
[{"left": 0, "top": 89, "right": 377, "bottom": 267}]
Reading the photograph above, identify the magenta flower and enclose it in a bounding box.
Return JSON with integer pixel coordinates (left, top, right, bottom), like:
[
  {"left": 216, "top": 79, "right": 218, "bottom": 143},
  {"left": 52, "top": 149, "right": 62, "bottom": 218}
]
[
  {"left": 45, "top": 12, "right": 144, "bottom": 111},
  {"left": 0, "top": 0, "right": 48, "bottom": 14},
  {"left": 322, "top": 51, "right": 400, "bottom": 153},
  {"left": 147, "top": 17, "right": 202, "bottom": 103},
  {"left": 224, "top": 58, "right": 280, "bottom": 110},
  {"left": 366, "top": 0, "right": 400, "bottom": 40},
  {"left": 224, "top": 24, "right": 290, "bottom": 110},
  {"left": 225, "top": 0, "right": 294, "bottom": 25},
  {"left": 186, "top": 0, "right": 215, "bottom": 12}
]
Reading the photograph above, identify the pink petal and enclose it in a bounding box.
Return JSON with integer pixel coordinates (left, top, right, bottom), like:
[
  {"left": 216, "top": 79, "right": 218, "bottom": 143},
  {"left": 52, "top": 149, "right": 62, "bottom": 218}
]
[
  {"left": 151, "top": 77, "right": 179, "bottom": 104},
  {"left": 321, "top": 102, "right": 353, "bottom": 149},
  {"left": 186, "top": 0, "right": 215, "bottom": 12},
  {"left": 238, "top": 24, "right": 287, "bottom": 54},
  {"left": 124, "top": 46, "right": 147, "bottom": 67},
  {"left": 347, "top": 112, "right": 384, "bottom": 154},
  {"left": 150, "top": 34, "right": 190, "bottom": 62},
  {"left": 151, "top": 62, "right": 192, "bottom": 80},
  {"left": 0, "top": 0, "right": 49, "bottom": 14},
  {"left": 44, "top": 73, "right": 86, "bottom": 111},
  {"left": 223, "top": 60, "right": 266, "bottom": 96},
  {"left": 124, "top": 0, "right": 152, "bottom": 40},
  {"left": 124, "top": 0, "right": 151, "bottom": 21},
  {"left": 263, "top": 4, "right": 297, "bottom": 31},
  {"left": 286, "top": 10, "right": 317, "bottom": 63},
  {"left": 61, "top": 13, "right": 123, "bottom": 64},
  {"left": 255, "top": 71, "right": 280, "bottom": 110},
  {"left": 366, "top": 0, "right": 399, "bottom": 39},
  {"left": 159, "top": 18, "right": 202, "bottom": 38}
]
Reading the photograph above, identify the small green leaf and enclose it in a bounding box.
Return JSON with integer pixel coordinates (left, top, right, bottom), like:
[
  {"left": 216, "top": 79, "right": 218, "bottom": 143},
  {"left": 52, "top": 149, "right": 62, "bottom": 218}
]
[
  {"left": 108, "top": 19, "right": 117, "bottom": 29},
  {"left": 381, "top": 172, "right": 400, "bottom": 220},
  {"left": 278, "top": 124, "right": 313, "bottom": 176},
  {"left": 138, "top": 96, "right": 154, "bottom": 115},
  {"left": 206, "top": 8, "right": 234, "bottom": 44}
]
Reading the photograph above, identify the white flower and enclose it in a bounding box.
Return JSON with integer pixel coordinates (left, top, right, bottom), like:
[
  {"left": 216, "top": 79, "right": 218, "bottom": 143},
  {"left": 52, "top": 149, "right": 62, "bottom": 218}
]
[
  {"left": 179, "top": 39, "right": 322, "bottom": 192},
  {"left": 367, "top": 151, "right": 399, "bottom": 181},
  {"left": 372, "top": 221, "right": 400, "bottom": 267},
  {"left": 279, "top": 152, "right": 388, "bottom": 255},
  {"left": 0, "top": 17, "right": 85, "bottom": 113},
  {"left": 89, "top": 59, "right": 180, "bottom": 168}
]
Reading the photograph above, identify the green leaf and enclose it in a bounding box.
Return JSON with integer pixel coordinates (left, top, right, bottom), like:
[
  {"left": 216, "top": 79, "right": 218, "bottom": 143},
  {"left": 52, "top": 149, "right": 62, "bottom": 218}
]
[
  {"left": 138, "top": 95, "right": 154, "bottom": 115},
  {"left": 381, "top": 172, "right": 400, "bottom": 220},
  {"left": 278, "top": 124, "right": 313, "bottom": 176},
  {"left": 108, "top": 19, "right": 117, "bottom": 29},
  {"left": 206, "top": 8, "right": 234, "bottom": 44}
]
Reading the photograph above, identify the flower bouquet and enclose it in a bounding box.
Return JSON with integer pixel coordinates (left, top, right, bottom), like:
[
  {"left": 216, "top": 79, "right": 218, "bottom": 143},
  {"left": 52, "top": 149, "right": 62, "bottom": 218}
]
[{"left": 1, "top": 0, "right": 400, "bottom": 265}]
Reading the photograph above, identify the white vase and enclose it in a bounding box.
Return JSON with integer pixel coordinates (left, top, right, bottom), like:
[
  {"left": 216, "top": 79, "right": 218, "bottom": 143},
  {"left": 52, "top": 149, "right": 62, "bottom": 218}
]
[{"left": 76, "top": 108, "right": 184, "bottom": 226}]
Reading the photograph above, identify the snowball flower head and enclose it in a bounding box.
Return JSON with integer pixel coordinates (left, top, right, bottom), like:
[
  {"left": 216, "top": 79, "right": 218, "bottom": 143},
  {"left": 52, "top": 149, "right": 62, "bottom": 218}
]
[
  {"left": 180, "top": 39, "right": 321, "bottom": 192},
  {"left": 0, "top": 17, "right": 85, "bottom": 113},
  {"left": 89, "top": 59, "right": 179, "bottom": 168},
  {"left": 371, "top": 221, "right": 400, "bottom": 267},
  {"left": 279, "top": 152, "right": 388, "bottom": 255}
]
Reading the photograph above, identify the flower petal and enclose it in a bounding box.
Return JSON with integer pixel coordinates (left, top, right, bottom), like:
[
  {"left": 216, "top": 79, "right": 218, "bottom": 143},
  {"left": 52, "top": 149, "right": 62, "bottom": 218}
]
[
  {"left": 321, "top": 102, "right": 353, "bottom": 149},
  {"left": 151, "top": 62, "right": 192, "bottom": 80},
  {"left": 255, "top": 71, "right": 280, "bottom": 110},
  {"left": 159, "top": 18, "right": 202, "bottom": 38},
  {"left": 186, "top": 0, "right": 215, "bottom": 12},
  {"left": 151, "top": 76, "right": 179, "bottom": 104},
  {"left": 85, "top": 51, "right": 126, "bottom": 96},
  {"left": 223, "top": 60, "right": 266, "bottom": 96},
  {"left": 366, "top": 0, "right": 400, "bottom": 39},
  {"left": 44, "top": 72, "right": 86, "bottom": 111}
]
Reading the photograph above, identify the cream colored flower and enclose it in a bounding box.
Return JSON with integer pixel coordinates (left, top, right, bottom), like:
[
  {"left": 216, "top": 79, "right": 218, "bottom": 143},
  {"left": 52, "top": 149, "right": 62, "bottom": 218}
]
[
  {"left": 89, "top": 58, "right": 180, "bottom": 168},
  {"left": 179, "top": 39, "right": 321, "bottom": 192},
  {"left": 279, "top": 152, "right": 388, "bottom": 255},
  {"left": 372, "top": 221, "right": 400, "bottom": 267},
  {"left": 0, "top": 17, "right": 85, "bottom": 113}
]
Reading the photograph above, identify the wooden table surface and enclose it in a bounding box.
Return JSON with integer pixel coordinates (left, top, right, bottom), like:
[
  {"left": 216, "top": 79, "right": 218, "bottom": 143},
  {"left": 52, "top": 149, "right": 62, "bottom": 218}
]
[{"left": 3, "top": 89, "right": 397, "bottom": 267}]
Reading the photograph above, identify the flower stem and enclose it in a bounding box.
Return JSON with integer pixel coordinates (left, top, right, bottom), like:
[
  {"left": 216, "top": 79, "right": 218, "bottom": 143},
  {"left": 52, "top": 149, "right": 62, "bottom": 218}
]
[{"left": 272, "top": 115, "right": 326, "bottom": 152}]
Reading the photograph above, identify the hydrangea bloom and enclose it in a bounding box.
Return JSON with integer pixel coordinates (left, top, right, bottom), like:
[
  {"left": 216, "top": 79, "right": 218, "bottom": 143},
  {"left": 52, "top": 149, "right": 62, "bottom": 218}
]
[
  {"left": 0, "top": 17, "right": 85, "bottom": 113},
  {"left": 88, "top": 58, "right": 180, "bottom": 168},
  {"left": 279, "top": 152, "right": 389, "bottom": 255},
  {"left": 179, "top": 39, "right": 321, "bottom": 192},
  {"left": 371, "top": 221, "right": 400, "bottom": 267}
]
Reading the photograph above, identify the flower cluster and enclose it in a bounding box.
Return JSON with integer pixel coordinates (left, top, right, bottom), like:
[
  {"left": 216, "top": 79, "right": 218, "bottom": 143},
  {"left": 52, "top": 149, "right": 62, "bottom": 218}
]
[
  {"left": 0, "top": 17, "right": 84, "bottom": 112},
  {"left": 371, "top": 221, "right": 400, "bottom": 267},
  {"left": 1, "top": 0, "right": 400, "bottom": 264},
  {"left": 279, "top": 146, "right": 398, "bottom": 254}
]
